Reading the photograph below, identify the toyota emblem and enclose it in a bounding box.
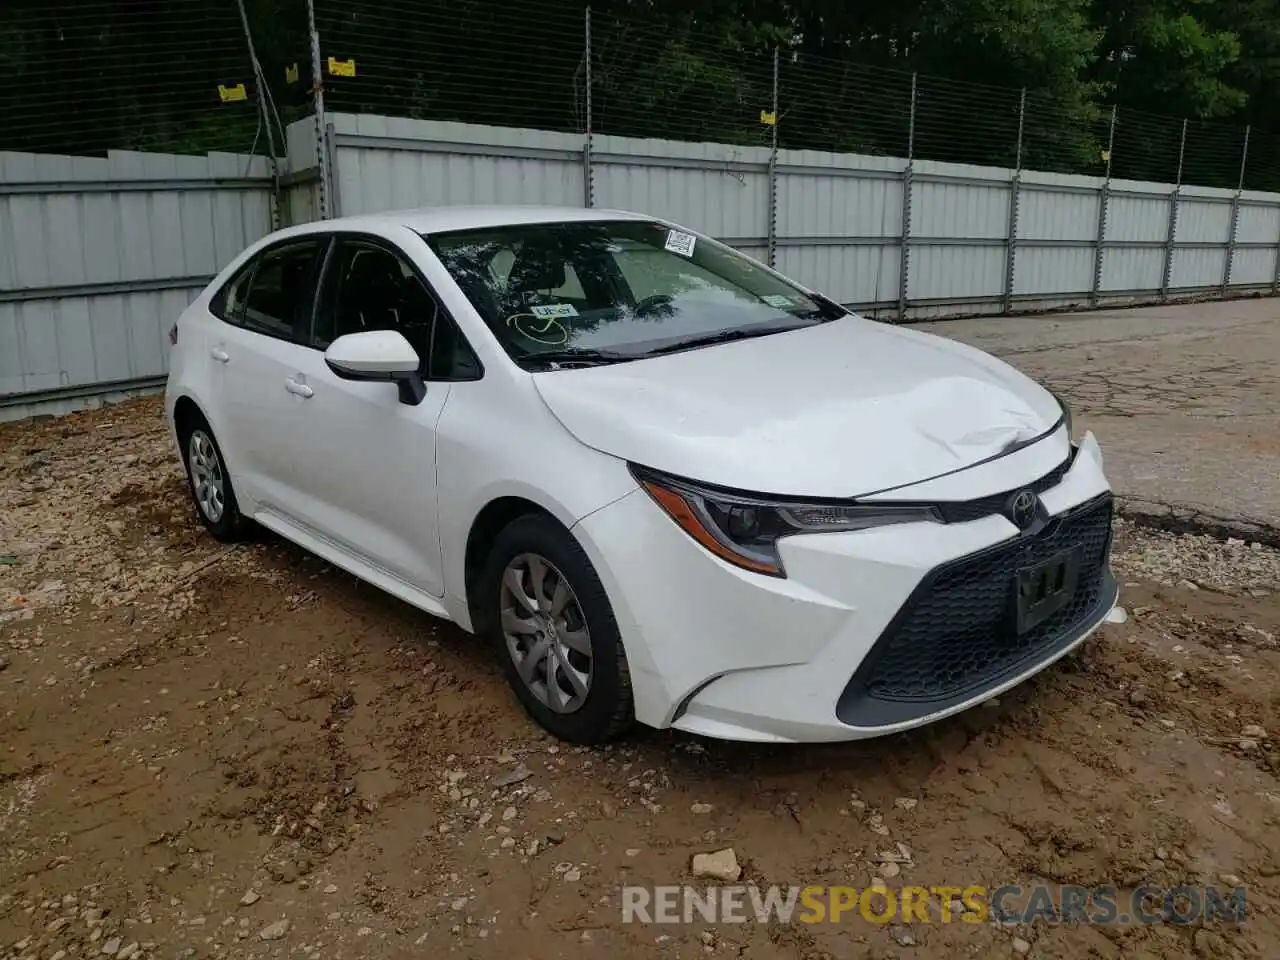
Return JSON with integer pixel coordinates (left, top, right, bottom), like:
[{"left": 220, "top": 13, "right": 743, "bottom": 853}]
[{"left": 1007, "top": 489, "right": 1038, "bottom": 529}]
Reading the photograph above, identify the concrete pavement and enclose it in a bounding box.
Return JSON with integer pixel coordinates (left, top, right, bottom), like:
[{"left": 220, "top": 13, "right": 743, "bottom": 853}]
[{"left": 915, "top": 297, "right": 1280, "bottom": 536}]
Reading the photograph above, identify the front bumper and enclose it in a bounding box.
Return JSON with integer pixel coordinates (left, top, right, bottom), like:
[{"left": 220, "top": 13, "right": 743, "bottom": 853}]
[{"left": 572, "top": 430, "right": 1120, "bottom": 743}]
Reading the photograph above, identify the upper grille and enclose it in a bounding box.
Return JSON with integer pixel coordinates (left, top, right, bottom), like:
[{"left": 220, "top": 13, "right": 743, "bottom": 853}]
[
  {"left": 838, "top": 494, "right": 1114, "bottom": 723},
  {"left": 934, "top": 456, "right": 1073, "bottom": 524}
]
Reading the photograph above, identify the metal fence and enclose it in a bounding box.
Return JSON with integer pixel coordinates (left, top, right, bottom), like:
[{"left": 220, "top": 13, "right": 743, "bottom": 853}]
[
  {"left": 309, "top": 0, "right": 1280, "bottom": 192},
  {"left": 4, "top": 0, "right": 1280, "bottom": 420},
  {"left": 292, "top": 112, "right": 1280, "bottom": 321},
  {"left": 0, "top": 0, "right": 285, "bottom": 420},
  {"left": 294, "top": 1, "right": 1280, "bottom": 321}
]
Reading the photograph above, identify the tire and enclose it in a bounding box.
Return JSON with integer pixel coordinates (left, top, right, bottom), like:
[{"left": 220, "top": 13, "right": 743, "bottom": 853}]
[
  {"left": 177, "top": 413, "right": 253, "bottom": 542},
  {"left": 479, "top": 513, "right": 634, "bottom": 744}
]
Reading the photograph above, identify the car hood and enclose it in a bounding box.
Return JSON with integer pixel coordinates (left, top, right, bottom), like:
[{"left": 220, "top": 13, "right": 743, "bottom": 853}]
[{"left": 532, "top": 316, "right": 1064, "bottom": 498}]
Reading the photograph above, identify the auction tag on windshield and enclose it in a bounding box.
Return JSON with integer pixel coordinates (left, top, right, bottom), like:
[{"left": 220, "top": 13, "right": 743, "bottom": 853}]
[
  {"left": 529, "top": 303, "right": 579, "bottom": 319},
  {"left": 664, "top": 229, "right": 697, "bottom": 257},
  {"left": 762, "top": 294, "right": 794, "bottom": 308}
]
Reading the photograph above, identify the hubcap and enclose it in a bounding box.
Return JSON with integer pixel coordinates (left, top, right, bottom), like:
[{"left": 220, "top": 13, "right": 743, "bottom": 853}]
[
  {"left": 188, "top": 430, "right": 226, "bottom": 523},
  {"left": 499, "top": 553, "right": 592, "bottom": 714}
]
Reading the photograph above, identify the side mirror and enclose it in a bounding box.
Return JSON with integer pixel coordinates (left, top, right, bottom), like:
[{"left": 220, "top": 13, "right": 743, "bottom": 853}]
[{"left": 324, "top": 330, "right": 426, "bottom": 405}]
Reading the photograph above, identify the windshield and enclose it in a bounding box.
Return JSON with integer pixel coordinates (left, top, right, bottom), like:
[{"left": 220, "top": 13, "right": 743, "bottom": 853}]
[{"left": 423, "top": 219, "right": 844, "bottom": 367}]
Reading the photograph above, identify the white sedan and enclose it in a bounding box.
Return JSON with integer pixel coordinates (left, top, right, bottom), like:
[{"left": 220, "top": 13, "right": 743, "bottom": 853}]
[{"left": 164, "top": 205, "right": 1122, "bottom": 744}]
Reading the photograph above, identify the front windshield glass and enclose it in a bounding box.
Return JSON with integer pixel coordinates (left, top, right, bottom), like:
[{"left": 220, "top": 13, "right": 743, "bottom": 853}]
[{"left": 423, "top": 219, "right": 844, "bottom": 367}]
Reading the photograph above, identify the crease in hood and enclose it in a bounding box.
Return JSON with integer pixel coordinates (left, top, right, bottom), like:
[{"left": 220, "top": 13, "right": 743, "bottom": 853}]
[{"left": 532, "top": 316, "right": 1062, "bottom": 498}]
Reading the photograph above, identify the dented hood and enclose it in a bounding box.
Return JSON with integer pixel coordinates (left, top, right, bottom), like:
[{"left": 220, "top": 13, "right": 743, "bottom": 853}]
[{"left": 532, "top": 316, "right": 1064, "bottom": 498}]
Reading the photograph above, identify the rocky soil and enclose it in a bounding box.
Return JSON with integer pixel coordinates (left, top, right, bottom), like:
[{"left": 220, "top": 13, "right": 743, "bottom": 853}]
[{"left": 2, "top": 398, "right": 1279, "bottom": 959}]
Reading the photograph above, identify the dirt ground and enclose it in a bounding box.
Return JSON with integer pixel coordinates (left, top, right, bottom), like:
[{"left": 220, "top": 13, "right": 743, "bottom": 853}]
[{"left": 3, "top": 398, "right": 1280, "bottom": 960}]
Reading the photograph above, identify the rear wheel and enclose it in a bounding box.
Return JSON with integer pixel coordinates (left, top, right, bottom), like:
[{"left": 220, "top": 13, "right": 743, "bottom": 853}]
[
  {"left": 178, "top": 414, "right": 252, "bottom": 542},
  {"left": 480, "top": 514, "right": 634, "bottom": 744}
]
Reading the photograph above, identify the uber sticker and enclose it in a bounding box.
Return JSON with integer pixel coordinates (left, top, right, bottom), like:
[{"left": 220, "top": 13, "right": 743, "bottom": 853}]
[
  {"left": 530, "top": 303, "right": 579, "bottom": 319},
  {"left": 664, "top": 230, "right": 697, "bottom": 258},
  {"left": 762, "top": 294, "right": 794, "bottom": 308}
]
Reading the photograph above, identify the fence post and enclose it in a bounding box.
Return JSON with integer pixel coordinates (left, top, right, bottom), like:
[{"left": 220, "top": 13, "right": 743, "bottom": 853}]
[
  {"left": 897, "top": 73, "right": 917, "bottom": 321},
  {"left": 583, "top": 7, "right": 594, "bottom": 208},
  {"left": 1274, "top": 197, "right": 1280, "bottom": 295},
  {"left": 1161, "top": 119, "right": 1187, "bottom": 299},
  {"left": 1090, "top": 105, "right": 1117, "bottom": 307},
  {"left": 1002, "top": 88, "right": 1026, "bottom": 314},
  {"left": 306, "top": 0, "right": 332, "bottom": 220},
  {"left": 1223, "top": 124, "right": 1249, "bottom": 294},
  {"left": 767, "top": 46, "right": 779, "bottom": 268}
]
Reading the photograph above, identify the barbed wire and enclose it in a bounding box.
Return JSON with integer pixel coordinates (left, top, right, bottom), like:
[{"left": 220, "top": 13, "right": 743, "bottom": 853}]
[{"left": 0, "top": 0, "right": 1269, "bottom": 196}]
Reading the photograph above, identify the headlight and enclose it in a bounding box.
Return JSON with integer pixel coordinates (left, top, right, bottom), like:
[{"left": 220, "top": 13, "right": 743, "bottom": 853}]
[
  {"left": 631, "top": 465, "right": 942, "bottom": 577},
  {"left": 1053, "top": 391, "right": 1074, "bottom": 440}
]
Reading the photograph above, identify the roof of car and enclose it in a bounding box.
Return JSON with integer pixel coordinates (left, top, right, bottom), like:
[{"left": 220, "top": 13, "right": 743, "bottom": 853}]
[{"left": 296, "top": 205, "right": 653, "bottom": 237}]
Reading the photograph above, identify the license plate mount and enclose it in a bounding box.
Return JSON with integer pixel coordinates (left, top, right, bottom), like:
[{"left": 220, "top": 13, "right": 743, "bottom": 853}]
[{"left": 1015, "top": 546, "right": 1082, "bottom": 634}]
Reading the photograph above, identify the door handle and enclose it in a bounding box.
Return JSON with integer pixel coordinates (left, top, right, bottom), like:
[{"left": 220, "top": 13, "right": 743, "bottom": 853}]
[
  {"left": 285, "top": 377, "right": 314, "bottom": 399},
  {"left": 210, "top": 347, "right": 230, "bottom": 364}
]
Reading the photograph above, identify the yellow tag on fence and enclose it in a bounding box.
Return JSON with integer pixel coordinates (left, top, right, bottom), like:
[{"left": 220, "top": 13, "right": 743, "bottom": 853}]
[
  {"left": 328, "top": 57, "right": 357, "bottom": 78},
  {"left": 285, "top": 63, "right": 300, "bottom": 84},
  {"left": 760, "top": 110, "right": 777, "bottom": 126},
  {"left": 218, "top": 83, "right": 248, "bottom": 103}
]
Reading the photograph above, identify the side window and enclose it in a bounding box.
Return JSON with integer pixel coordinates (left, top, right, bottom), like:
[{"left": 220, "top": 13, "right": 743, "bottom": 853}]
[
  {"left": 313, "top": 240, "right": 436, "bottom": 358},
  {"left": 242, "top": 243, "right": 324, "bottom": 338},
  {"left": 211, "top": 240, "right": 323, "bottom": 340},
  {"left": 427, "top": 308, "right": 483, "bottom": 381},
  {"left": 210, "top": 264, "right": 254, "bottom": 323},
  {"left": 312, "top": 237, "right": 482, "bottom": 380}
]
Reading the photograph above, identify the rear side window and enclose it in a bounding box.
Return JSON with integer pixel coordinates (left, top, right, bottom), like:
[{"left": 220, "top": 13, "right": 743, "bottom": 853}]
[{"left": 211, "top": 239, "right": 326, "bottom": 341}]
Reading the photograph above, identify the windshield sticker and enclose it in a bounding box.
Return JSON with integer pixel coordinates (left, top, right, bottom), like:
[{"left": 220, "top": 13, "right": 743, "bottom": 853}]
[
  {"left": 762, "top": 294, "right": 794, "bottom": 308},
  {"left": 664, "top": 230, "right": 697, "bottom": 258},
  {"left": 529, "top": 303, "right": 579, "bottom": 320},
  {"left": 506, "top": 313, "right": 569, "bottom": 345}
]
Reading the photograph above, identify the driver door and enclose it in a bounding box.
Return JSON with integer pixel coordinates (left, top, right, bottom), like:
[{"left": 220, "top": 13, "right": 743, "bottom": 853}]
[{"left": 280, "top": 235, "right": 452, "bottom": 597}]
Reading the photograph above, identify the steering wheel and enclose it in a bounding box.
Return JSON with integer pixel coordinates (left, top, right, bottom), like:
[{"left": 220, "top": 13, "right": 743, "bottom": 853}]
[{"left": 633, "top": 294, "right": 675, "bottom": 316}]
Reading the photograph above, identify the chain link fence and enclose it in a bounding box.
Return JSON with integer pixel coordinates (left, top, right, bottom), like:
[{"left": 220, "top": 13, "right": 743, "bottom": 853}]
[
  {"left": 2, "top": 0, "right": 1274, "bottom": 193},
  {"left": 305, "top": 0, "right": 1274, "bottom": 192},
  {"left": 0, "top": 0, "right": 308, "bottom": 160}
]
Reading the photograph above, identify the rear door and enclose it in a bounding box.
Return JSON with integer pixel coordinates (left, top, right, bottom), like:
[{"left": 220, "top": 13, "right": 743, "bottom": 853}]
[{"left": 205, "top": 237, "right": 328, "bottom": 513}]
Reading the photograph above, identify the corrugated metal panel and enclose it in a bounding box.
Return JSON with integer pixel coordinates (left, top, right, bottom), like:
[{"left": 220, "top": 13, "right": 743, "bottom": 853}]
[
  {"left": 910, "top": 246, "right": 1005, "bottom": 300},
  {"left": 776, "top": 169, "right": 902, "bottom": 239},
  {"left": 335, "top": 145, "right": 584, "bottom": 214},
  {"left": 1017, "top": 188, "right": 1099, "bottom": 242},
  {"left": 1106, "top": 194, "right": 1170, "bottom": 242},
  {"left": 912, "top": 181, "right": 1009, "bottom": 239},
  {"left": 1014, "top": 248, "right": 1094, "bottom": 296},
  {"left": 330, "top": 114, "right": 586, "bottom": 215},
  {"left": 1176, "top": 197, "right": 1232, "bottom": 243},
  {"left": 594, "top": 160, "right": 767, "bottom": 240},
  {"left": 1236, "top": 204, "right": 1280, "bottom": 245},
  {"left": 1, "top": 148, "right": 273, "bottom": 417},
  {"left": 0, "top": 287, "right": 196, "bottom": 398},
  {"left": 1228, "top": 249, "right": 1276, "bottom": 286},
  {"left": 776, "top": 244, "right": 898, "bottom": 305},
  {"left": 11, "top": 112, "right": 1280, "bottom": 420},
  {"left": 1101, "top": 248, "right": 1163, "bottom": 291},
  {"left": 1170, "top": 248, "right": 1228, "bottom": 288}
]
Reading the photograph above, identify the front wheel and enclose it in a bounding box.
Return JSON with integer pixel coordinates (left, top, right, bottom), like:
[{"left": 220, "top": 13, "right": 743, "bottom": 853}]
[{"left": 480, "top": 514, "right": 634, "bottom": 744}]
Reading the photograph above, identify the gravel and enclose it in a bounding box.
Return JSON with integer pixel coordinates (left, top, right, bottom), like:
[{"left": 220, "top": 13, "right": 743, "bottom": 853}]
[{"left": 1112, "top": 520, "right": 1280, "bottom": 593}]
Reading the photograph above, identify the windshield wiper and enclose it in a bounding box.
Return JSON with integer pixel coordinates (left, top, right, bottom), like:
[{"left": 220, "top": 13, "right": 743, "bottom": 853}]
[
  {"left": 643, "top": 324, "right": 810, "bottom": 357},
  {"left": 521, "top": 348, "right": 637, "bottom": 368}
]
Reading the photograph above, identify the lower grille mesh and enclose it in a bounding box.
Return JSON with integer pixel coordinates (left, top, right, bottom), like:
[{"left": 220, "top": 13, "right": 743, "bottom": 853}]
[{"left": 857, "top": 495, "right": 1113, "bottom": 703}]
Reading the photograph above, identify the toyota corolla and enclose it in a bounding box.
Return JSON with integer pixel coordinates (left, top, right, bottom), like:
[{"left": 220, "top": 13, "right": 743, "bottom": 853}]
[{"left": 164, "top": 205, "right": 1123, "bottom": 744}]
